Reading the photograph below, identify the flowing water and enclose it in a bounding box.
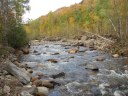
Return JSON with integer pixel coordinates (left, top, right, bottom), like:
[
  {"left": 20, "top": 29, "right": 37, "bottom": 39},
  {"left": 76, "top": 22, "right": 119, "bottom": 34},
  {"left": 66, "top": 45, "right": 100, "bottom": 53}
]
[{"left": 20, "top": 41, "right": 128, "bottom": 96}]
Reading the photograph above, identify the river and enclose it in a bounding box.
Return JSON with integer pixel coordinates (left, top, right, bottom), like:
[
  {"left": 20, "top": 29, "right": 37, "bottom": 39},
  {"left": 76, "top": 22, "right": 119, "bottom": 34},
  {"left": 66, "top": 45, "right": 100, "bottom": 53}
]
[{"left": 20, "top": 41, "right": 128, "bottom": 96}]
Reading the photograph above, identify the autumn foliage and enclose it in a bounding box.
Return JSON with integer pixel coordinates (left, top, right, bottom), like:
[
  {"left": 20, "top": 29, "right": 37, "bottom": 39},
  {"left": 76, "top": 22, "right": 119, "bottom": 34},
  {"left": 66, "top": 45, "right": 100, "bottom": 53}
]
[{"left": 25, "top": 0, "right": 128, "bottom": 45}]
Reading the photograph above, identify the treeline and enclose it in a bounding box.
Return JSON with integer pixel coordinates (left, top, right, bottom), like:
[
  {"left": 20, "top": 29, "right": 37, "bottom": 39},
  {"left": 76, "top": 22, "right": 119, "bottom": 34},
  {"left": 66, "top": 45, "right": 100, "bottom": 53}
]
[
  {"left": 25, "top": 0, "right": 128, "bottom": 44},
  {"left": 0, "top": 0, "right": 29, "bottom": 48}
]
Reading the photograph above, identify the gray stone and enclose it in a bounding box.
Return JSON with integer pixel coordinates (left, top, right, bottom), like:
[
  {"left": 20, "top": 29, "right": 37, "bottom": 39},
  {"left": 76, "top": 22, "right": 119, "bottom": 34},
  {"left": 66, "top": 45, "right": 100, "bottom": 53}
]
[
  {"left": 3, "top": 85, "right": 10, "bottom": 94},
  {"left": 96, "top": 57, "right": 105, "bottom": 61},
  {"left": 37, "top": 87, "right": 49, "bottom": 96},
  {"left": 85, "top": 64, "right": 99, "bottom": 71},
  {"left": 5, "top": 60, "right": 31, "bottom": 84},
  {"left": 20, "top": 91, "right": 33, "bottom": 96},
  {"left": 81, "top": 36, "right": 88, "bottom": 41},
  {"left": 0, "top": 87, "right": 3, "bottom": 95}
]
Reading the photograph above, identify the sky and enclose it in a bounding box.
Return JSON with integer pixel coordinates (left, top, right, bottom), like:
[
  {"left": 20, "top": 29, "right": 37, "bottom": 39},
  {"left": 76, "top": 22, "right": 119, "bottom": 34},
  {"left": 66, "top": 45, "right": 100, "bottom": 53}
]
[{"left": 23, "top": 0, "right": 82, "bottom": 21}]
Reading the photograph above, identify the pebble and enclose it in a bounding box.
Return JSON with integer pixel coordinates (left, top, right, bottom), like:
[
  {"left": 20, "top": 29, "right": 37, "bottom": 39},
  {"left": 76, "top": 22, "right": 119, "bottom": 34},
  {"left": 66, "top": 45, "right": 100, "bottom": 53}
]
[
  {"left": 112, "top": 54, "right": 119, "bottom": 58},
  {"left": 3, "top": 85, "right": 10, "bottom": 94}
]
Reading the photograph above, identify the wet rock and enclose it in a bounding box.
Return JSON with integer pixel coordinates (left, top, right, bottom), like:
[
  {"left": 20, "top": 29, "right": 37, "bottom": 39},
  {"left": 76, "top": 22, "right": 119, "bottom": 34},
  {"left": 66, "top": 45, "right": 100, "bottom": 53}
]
[
  {"left": 51, "top": 52, "right": 60, "bottom": 55},
  {"left": 20, "top": 91, "right": 33, "bottom": 96},
  {"left": 112, "top": 54, "right": 119, "bottom": 58},
  {"left": 96, "top": 57, "right": 105, "bottom": 61},
  {"left": 32, "top": 80, "right": 42, "bottom": 86},
  {"left": 68, "top": 49, "right": 78, "bottom": 54},
  {"left": 114, "top": 90, "right": 126, "bottom": 96},
  {"left": 32, "top": 79, "right": 58, "bottom": 89},
  {"left": 33, "top": 50, "right": 38, "bottom": 53},
  {"left": 35, "top": 73, "right": 45, "bottom": 79},
  {"left": 5, "top": 60, "right": 31, "bottom": 84},
  {"left": 46, "top": 59, "right": 58, "bottom": 63},
  {"left": 42, "top": 80, "right": 54, "bottom": 89},
  {"left": 17, "top": 86, "right": 37, "bottom": 96},
  {"left": 20, "top": 64, "right": 27, "bottom": 68},
  {"left": 51, "top": 72, "right": 65, "bottom": 79},
  {"left": 85, "top": 64, "right": 99, "bottom": 71},
  {"left": 21, "top": 47, "right": 29, "bottom": 54},
  {"left": 79, "top": 48, "right": 87, "bottom": 52},
  {"left": 31, "top": 77, "right": 39, "bottom": 82},
  {"left": 27, "top": 69, "right": 33, "bottom": 74},
  {"left": 3, "top": 85, "right": 10, "bottom": 94},
  {"left": 37, "top": 87, "right": 49, "bottom": 96},
  {"left": 69, "top": 56, "right": 75, "bottom": 58}
]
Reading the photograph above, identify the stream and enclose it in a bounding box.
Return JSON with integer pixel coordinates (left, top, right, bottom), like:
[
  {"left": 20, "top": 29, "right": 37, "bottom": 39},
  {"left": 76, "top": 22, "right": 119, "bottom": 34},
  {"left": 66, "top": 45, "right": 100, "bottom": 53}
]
[{"left": 20, "top": 41, "right": 128, "bottom": 96}]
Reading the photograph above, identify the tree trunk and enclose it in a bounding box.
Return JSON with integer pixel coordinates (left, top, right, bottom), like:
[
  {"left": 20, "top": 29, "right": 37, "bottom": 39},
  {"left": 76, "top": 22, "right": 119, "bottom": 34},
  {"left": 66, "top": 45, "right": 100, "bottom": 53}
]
[
  {"left": 1, "top": 0, "right": 9, "bottom": 46},
  {"left": 117, "top": 17, "right": 122, "bottom": 39}
]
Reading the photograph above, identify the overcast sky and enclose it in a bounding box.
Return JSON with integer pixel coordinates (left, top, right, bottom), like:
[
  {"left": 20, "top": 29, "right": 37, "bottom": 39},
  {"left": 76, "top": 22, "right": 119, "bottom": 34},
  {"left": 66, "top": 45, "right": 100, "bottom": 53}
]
[{"left": 23, "top": 0, "right": 82, "bottom": 21}]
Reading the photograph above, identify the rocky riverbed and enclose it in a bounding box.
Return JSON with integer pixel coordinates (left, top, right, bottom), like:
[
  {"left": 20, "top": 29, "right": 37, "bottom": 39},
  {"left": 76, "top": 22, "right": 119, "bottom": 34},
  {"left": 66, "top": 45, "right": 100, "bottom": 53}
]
[
  {"left": 0, "top": 36, "right": 128, "bottom": 96},
  {"left": 20, "top": 40, "right": 128, "bottom": 96}
]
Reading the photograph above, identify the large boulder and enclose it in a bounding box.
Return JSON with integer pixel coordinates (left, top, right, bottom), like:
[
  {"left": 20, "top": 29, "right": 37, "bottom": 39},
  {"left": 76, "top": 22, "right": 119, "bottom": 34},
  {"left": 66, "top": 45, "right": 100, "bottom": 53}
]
[{"left": 5, "top": 60, "right": 31, "bottom": 84}]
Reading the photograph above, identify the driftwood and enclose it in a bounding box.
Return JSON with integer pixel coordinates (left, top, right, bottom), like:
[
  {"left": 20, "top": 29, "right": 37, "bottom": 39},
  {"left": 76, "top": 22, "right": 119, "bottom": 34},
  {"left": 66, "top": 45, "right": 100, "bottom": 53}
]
[
  {"left": 84, "top": 31, "right": 114, "bottom": 43},
  {"left": 5, "top": 60, "right": 31, "bottom": 84}
]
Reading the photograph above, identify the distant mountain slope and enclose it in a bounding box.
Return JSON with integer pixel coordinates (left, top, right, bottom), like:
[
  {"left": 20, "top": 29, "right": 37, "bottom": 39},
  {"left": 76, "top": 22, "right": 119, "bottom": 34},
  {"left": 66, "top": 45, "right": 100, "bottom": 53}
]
[{"left": 25, "top": 0, "right": 128, "bottom": 42}]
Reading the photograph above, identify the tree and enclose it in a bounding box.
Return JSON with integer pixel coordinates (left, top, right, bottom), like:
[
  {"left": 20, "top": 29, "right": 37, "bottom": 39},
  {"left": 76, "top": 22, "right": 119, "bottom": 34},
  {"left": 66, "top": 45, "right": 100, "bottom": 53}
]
[{"left": 0, "top": 0, "right": 30, "bottom": 48}]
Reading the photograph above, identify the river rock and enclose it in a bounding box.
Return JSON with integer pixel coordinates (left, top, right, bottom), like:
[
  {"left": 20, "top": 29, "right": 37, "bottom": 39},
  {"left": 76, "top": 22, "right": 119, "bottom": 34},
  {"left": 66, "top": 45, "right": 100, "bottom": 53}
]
[
  {"left": 74, "top": 42, "right": 84, "bottom": 46},
  {"left": 114, "top": 90, "right": 126, "bottom": 96},
  {"left": 112, "top": 54, "right": 119, "bottom": 58},
  {"left": 68, "top": 49, "right": 78, "bottom": 54},
  {"left": 85, "top": 64, "right": 99, "bottom": 71},
  {"left": 51, "top": 72, "right": 65, "bottom": 79},
  {"left": 96, "top": 57, "right": 105, "bottom": 61},
  {"left": 81, "top": 36, "right": 88, "bottom": 41},
  {"left": 20, "top": 91, "right": 33, "bottom": 96},
  {"left": 15, "top": 50, "right": 23, "bottom": 57},
  {"left": 5, "top": 60, "right": 31, "bottom": 84},
  {"left": 33, "top": 50, "right": 38, "bottom": 53},
  {"left": 32, "top": 80, "right": 42, "bottom": 86},
  {"left": 3, "top": 85, "right": 10, "bottom": 94},
  {"left": 86, "top": 39, "right": 94, "bottom": 48},
  {"left": 17, "top": 86, "right": 37, "bottom": 96},
  {"left": 21, "top": 47, "right": 29, "bottom": 54},
  {"left": 37, "top": 87, "right": 49, "bottom": 96},
  {"left": 27, "top": 69, "right": 33, "bottom": 74},
  {"left": 46, "top": 59, "right": 58, "bottom": 63},
  {"left": 42, "top": 80, "right": 54, "bottom": 89},
  {"left": 31, "top": 77, "right": 39, "bottom": 82},
  {"left": 51, "top": 52, "right": 60, "bottom": 55}
]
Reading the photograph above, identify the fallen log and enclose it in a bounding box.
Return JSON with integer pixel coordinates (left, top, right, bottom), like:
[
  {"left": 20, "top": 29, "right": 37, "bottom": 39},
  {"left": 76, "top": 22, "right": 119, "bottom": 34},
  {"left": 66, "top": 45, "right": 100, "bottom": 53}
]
[
  {"left": 5, "top": 60, "right": 31, "bottom": 84},
  {"left": 83, "top": 31, "right": 114, "bottom": 43}
]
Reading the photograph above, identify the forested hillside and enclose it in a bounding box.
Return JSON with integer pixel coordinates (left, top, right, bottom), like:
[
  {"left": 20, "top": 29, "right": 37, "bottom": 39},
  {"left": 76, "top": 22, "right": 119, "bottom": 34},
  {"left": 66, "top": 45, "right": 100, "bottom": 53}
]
[{"left": 25, "top": 0, "right": 128, "bottom": 45}]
